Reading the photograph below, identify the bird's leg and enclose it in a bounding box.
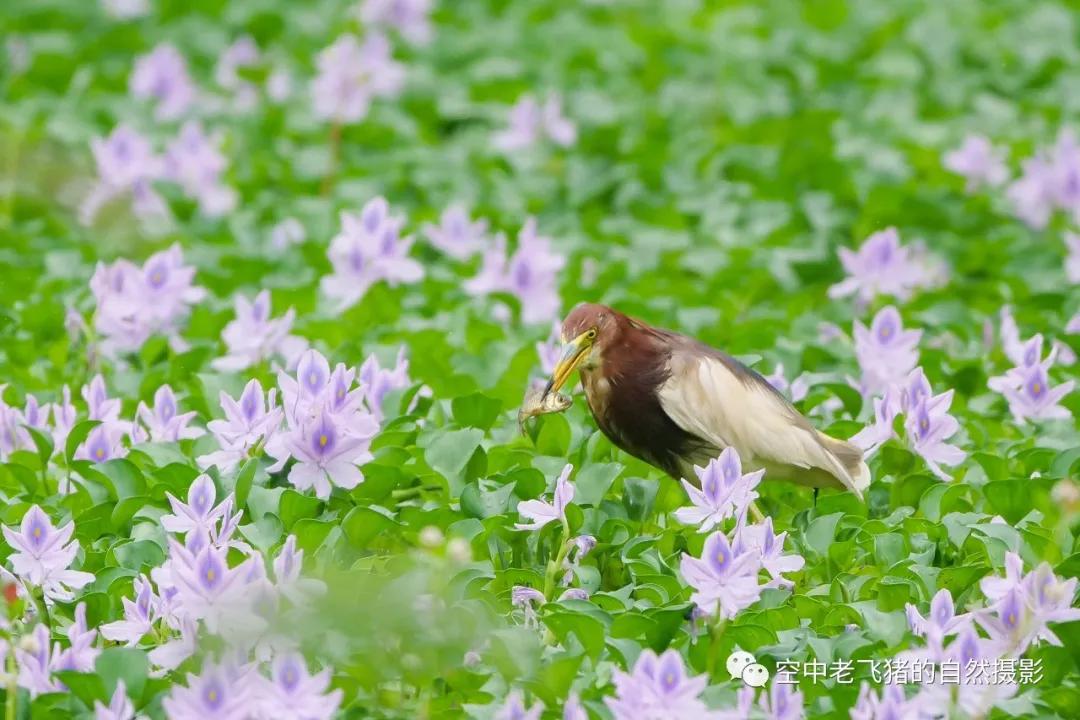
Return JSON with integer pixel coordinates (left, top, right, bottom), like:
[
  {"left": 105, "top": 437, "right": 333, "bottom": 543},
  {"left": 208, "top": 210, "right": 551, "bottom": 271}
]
[
  {"left": 813, "top": 488, "right": 820, "bottom": 507},
  {"left": 749, "top": 501, "right": 765, "bottom": 524}
]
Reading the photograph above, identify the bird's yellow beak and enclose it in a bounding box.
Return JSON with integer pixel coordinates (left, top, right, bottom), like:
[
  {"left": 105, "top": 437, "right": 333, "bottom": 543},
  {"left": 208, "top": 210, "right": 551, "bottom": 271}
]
[{"left": 543, "top": 333, "right": 591, "bottom": 397}]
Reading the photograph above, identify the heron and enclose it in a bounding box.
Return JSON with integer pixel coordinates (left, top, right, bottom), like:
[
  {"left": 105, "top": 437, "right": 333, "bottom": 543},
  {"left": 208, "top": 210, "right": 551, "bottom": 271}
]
[{"left": 542, "top": 303, "right": 870, "bottom": 498}]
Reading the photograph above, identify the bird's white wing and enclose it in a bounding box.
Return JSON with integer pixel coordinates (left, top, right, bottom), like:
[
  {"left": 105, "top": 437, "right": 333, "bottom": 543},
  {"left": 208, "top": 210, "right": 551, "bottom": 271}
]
[{"left": 657, "top": 351, "right": 867, "bottom": 495}]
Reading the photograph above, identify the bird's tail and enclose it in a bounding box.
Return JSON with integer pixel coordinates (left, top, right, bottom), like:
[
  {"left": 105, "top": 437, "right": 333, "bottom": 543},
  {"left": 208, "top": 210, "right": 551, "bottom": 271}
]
[{"left": 819, "top": 433, "right": 872, "bottom": 499}]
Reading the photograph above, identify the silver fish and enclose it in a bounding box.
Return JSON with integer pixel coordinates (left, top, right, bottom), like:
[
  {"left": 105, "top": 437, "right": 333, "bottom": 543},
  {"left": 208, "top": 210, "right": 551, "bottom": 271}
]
[{"left": 518, "top": 386, "right": 572, "bottom": 434}]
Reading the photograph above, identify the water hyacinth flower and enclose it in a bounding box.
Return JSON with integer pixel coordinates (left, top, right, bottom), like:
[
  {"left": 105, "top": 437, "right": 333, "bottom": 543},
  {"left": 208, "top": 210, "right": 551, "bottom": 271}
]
[
  {"left": 16, "top": 624, "right": 61, "bottom": 697},
  {"left": 496, "top": 690, "right": 543, "bottom": 720},
  {"left": 674, "top": 448, "right": 763, "bottom": 531},
  {"left": 271, "top": 407, "right": 378, "bottom": 499},
  {"left": 536, "top": 321, "right": 562, "bottom": 375},
  {"left": 1065, "top": 232, "right": 1080, "bottom": 284},
  {"left": 76, "top": 423, "right": 129, "bottom": 464},
  {"left": 562, "top": 534, "right": 596, "bottom": 583},
  {"left": 605, "top": 649, "right": 714, "bottom": 720},
  {"left": 358, "top": 347, "right": 412, "bottom": 420},
  {"left": 198, "top": 380, "right": 282, "bottom": 473},
  {"left": 511, "top": 586, "right": 545, "bottom": 629},
  {"left": 359, "top": 0, "right": 433, "bottom": 45},
  {"left": 273, "top": 535, "right": 326, "bottom": 605},
  {"left": 93, "top": 680, "right": 139, "bottom": 720},
  {"left": 759, "top": 680, "right": 804, "bottom": 720},
  {"left": 322, "top": 199, "right": 424, "bottom": 310},
  {"left": 999, "top": 363, "right": 1074, "bottom": 424},
  {"left": 563, "top": 694, "right": 587, "bottom": 720},
  {"left": 254, "top": 653, "right": 343, "bottom": 720},
  {"left": 493, "top": 94, "right": 577, "bottom": 152},
  {"left": 212, "top": 290, "right": 308, "bottom": 372},
  {"left": 733, "top": 517, "right": 804, "bottom": 588},
  {"left": 849, "top": 386, "right": 901, "bottom": 455},
  {"left": 905, "top": 588, "right": 972, "bottom": 643},
  {"left": 680, "top": 531, "right": 764, "bottom": 619},
  {"left": 270, "top": 217, "right": 307, "bottom": 250},
  {"left": 101, "top": 574, "right": 156, "bottom": 646},
  {"left": 55, "top": 602, "right": 101, "bottom": 673},
  {"left": 167, "top": 539, "right": 252, "bottom": 632},
  {"left": 828, "top": 228, "right": 937, "bottom": 304},
  {"left": 465, "top": 218, "right": 566, "bottom": 324},
  {"left": 904, "top": 392, "right": 965, "bottom": 481},
  {"left": 133, "top": 384, "right": 204, "bottom": 443},
  {"left": 161, "top": 473, "right": 229, "bottom": 540},
  {"left": 515, "top": 464, "right": 574, "bottom": 531},
  {"left": 2, "top": 505, "right": 95, "bottom": 602},
  {"left": 215, "top": 36, "right": 261, "bottom": 110},
  {"left": 850, "top": 683, "right": 918, "bottom": 720},
  {"left": 976, "top": 553, "right": 1080, "bottom": 654},
  {"left": 91, "top": 244, "right": 206, "bottom": 357},
  {"left": 311, "top": 34, "right": 405, "bottom": 124},
  {"left": 80, "top": 125, "right": 167, "bottom": 225},
  {"left": 422, "top": 204, "right": 489, "bottom": 260},
  {"left": 163, "top": 121, "right": 237, "bottom": 217},
  {"left": 943, "top": 134, "right": 1009, "bottom": 192},
  {"left": 852, "top": 306, "right": 922, "bottom": 397},
  {"left": 764, "top": 362, "right": 809, "bottom": 403},
  {"left": 129, "top": 43, "right": 195, "bottom": 121},
  {"left": 49, "top": 385, "right": 77, "bottom": 449},
  {"left": 162, "top": 661, "right": 254, "bottom": 720}
]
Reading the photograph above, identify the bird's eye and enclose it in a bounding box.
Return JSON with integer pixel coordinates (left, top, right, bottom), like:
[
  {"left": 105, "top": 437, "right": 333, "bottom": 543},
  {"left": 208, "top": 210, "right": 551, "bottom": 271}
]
[{"left": 586, "top": 328, "right": 598, "bottom": 340}]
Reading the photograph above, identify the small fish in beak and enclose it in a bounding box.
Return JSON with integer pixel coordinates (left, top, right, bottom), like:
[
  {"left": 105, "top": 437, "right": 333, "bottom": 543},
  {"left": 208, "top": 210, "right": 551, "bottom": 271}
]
[{"left": 518, "top": 383, "right": 573, "bottom": 434}]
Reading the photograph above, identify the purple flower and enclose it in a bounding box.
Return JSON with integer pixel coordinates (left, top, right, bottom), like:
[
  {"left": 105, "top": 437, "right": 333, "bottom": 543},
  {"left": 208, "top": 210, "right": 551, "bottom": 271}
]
[
  {"left": 54, "top": 602, "right": 100, "bottom": 673},
  {"left": 49, "top": 385, "right": 77, "bottom": 449},
  {"left": 989, "top": 330, "right": 1058, "bottom": 395},
  {"left": 93, "top": 680, "right": 137, "bottom": 720},
  {"left": 270, "top": 217, "right": 306, "bottom": 250},
  {"left": 322, "top": 200, "right": 424, "bottom": 310},
  {"left": 311, "top": 34, "right": 404, "bottom": 124},
  {"left": 850, "top": 683, "right": 917, "bottom": 720},
  {"left": 496, "top": 690, "right": 544, "bottom": 720},
  {"left": 850, "top": 386, "right": 901, "bottom": 455},
  {"left": 16, "top": 624, "right": 61, "bottom": 697},
  {"left": 1007, "top": 154, "right": 1056, "bottom": 230},
  {"left": 536, "top": 321, "right": 563, "bottom": 375},
  {"left": 563, "top": 694, "right": 587, "bottom": 720},
  {"left": 129, "top": 43, "right": 195, "bottom": 121},
  {"left": 904, "top": 392, "right": 964, "bottom": 481},
  {"left": 358, "top": 347, "right": 412, "bottom": 421},
  {"left": 760, "top": 680, "right": 804, "bottom": 720},
  {"left": 943, "top": 134, "right": 1009, "bottom": 192},
  {"left": 83, "top": 374, "right": 122, "bottom": 424},
  {"left": 101, "top": 574, "right": 156, "bottom": 646},
  {"left": 1065, "top": 232, "right": 1080, "bottom": 284},
  {"left": 511, "top": 586, "right": 546, "bottom": 629},
  {"left": 74, "top": 424, "right": 127, "bottom": 464},
  {"left": 763, "top": 363, "right": 809, "bottom": 403},
  {"left": 515, "top": 464, "right": 574, "bottom": 531},
  {"left": 680, "top": 531, "right": 764, "bottom": 619},
  {"left": 466, "top": 218, "right": 566, "bottom": 325},
  {"left": 976, "top": 555, "right": 1080, "bottom": 654},
  {"left": 905, "top": 588, "right": 972, "bottom": 644},
  {"left": 168, "top": 540, "right": 252, "bottom": 633},
  {"left": 148, "top": 617, "right": 198, "bottom": 672},
  {"left": 162, "top": 661, "right": 254, "bottom": 720},
  {"left": 561, "top": 534, "right": 596, "bottom": 583},
  {"left": 674, "top": 448, "right": 764, "bottom": 531},
  {"left": 255, "top": 653, "right": 343, "bottom": 720},
  {"left": 852, "top": 306, "right": 921, "bottom": 397},
  {"left": 90, "top": 244, "right": 205, "bottom": 356},
  {"left": 999, "top": 363, "right": 1074, "bottom": 423},
  {"left": 198, "top": 379, "right": 283, "bottom": 473},
  {"left": 3, "top": 506, "right": 95, "bottom": 603},
  {"left": 162, "top": 473, "right": 229, "bottom": 540},
  {"left": 423, "top": 204, "right": 489, "bottom": 260},
  {"left": 828, "top": 228, "right": 936, "bottom": 304},
  {"left": 494, "top": 94, "right": 576, "bottom": 152},
  {"left": 80, "top": 125, "right": 166, "bottom": 225},
  {"left": 215, "top": 36, "right": 260, "bottom": 110},
  {"left": 359, "top": 0, "right": 433, "bottom": 45},
  {"left": 273, "top": 535, "right": 326, "bottom": 605},
  {"left": 605, "top": 649, "right": 714, "bottom": 720},
  {"left": 558, "top": 588, "right": 589, "bottom": 601},
  {"left": 212, "top": 291, "right": 307, "bottom": 372},
  {"left": 733, "top": 517, "right": 805, "bottom": 588},
  {"left": 163, "top": 122, "right": 236, "bottom": 217},
  {"left": 133, "top": 384, "right": 204, "bottom": 443},
  {"left": 273, "top": 408, "right": 377, "bottom": 500}
]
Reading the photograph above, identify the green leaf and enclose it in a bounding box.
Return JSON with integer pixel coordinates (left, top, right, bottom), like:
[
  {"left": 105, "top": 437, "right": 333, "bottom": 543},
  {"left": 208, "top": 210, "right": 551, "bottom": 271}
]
[
  {"left": 24, "top": 425, "right": 54, "bottom": 465},
  {"left": 451, "top": 392, "right": 503, "bottom": 430},
  {"left": 342, "top": 505, "right": 398, "bottom": 548},
  {"left": 535, "top": 413, "right": 571, "bottom": 456},
  {"left": 64, "top": 420, "right": 100, "bottom": 464},
  {"left": 95, "top": 647, "right": 148, "bottom": 699},
  {"left": 52, "top": 671, "right": 106, "bottom": 706},
  {"left": 231, "top": 458, "right": 258, "bottom": 508},
  {"left": 984, "top": 479, "right": 1033, "bottom": 524},
  {"left": 804, "top": 512, "right": 843, "bottom": 557},
  {"left": 99, "top": 459, "right": 147, "bottom": 501},
  {"left": 426, "top": 428, "right": 484, "bottom": 484},
  {"left": 239, "top": 514, "right": 284, "bottom": 553},
  {"left": 279, "top": 489, "right": 322, "bottom": 529},
  {"left": 622, "top": 477, "right": 658, "bottom": 522},
  {"left": 574, "top": 462, "right": 622, "bottom": 506}
]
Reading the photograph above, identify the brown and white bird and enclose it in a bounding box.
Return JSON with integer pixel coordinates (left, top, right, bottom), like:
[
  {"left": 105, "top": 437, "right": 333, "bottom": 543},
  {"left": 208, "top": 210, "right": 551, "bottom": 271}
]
[{"left": 543, "top": 303, "right": 870, "bottom": 497}]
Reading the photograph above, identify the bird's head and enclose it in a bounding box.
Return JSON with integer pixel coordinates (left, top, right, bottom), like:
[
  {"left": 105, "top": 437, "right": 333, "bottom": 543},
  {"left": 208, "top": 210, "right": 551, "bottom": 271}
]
[{"left": 544, "top": 302, "right": 618, "bottom": 397}]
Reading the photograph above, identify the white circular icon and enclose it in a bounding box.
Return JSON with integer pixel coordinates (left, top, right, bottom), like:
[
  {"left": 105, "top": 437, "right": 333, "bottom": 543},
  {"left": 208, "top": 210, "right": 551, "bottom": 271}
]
[
  {"left": 742, "top": 663, "right": 770, "bottom": 688},
  {"left": 726, "top": 650, "right": 756, "bottom": 680}
]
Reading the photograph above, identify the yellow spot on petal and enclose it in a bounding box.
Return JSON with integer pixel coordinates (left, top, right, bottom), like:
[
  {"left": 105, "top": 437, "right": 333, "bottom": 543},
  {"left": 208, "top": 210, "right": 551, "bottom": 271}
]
[
  {"left": 95, "top": 448, "right": 105, "bottom": 459},
  {"left": 319, "top": 434, "right": 328, "bottom": 447},
  {"left": 1032, "top": 383, "right": 1042, "bottom": 395},
  {"left": 206, "top": 569, "right": 216, "bottom": 582},
  {"left": 207, "top": 690, "right": 218, "bottom": 703},
  {"left": 32, "top": 527, "right": 41, "bottom": 539},
  {"left": 1008, "top": 613, "right": 1017, "bottom": 625}
]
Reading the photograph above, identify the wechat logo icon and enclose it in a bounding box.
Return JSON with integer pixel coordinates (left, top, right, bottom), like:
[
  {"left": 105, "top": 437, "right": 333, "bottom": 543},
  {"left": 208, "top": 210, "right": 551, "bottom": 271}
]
[{"left": 726, "top": 650, "right": 770, "bottom": 688}]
